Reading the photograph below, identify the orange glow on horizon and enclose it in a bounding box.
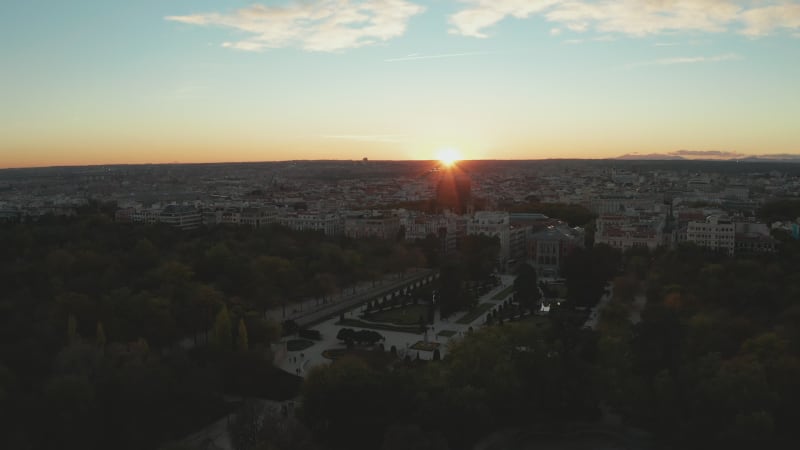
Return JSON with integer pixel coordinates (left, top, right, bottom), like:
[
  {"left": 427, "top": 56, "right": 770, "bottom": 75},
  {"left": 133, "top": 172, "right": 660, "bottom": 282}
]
[{"left": 436, "top": 147, "right": 461, "bottom": 167}]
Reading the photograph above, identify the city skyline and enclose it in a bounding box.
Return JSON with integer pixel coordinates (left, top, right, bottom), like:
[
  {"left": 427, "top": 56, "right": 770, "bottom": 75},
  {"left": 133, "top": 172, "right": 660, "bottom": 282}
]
[{"left": 2, "top": 0, "right": 800, "bottom": 168}]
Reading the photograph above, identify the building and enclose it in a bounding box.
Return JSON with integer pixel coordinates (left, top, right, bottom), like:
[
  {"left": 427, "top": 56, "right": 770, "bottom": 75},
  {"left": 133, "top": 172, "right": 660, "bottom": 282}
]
[
  {"left": 734, "top": 221, "right": 776, "bottom": 254},
  {"left": 345, "top": 212, "right": 401, "bottom": 240},
  {"left": 279, "top": 211, "right": 342, "bottom": 236},
  {"left": 686, "top": 215, "right": 735, "bottom": 255},
  {"left": 509, "top": 212, "right": 558, "bottom": 231},
  {"left": 202, "top": 208, "right": 222, "bottom": 226},
  {"left": 132, "top": 207, "right": 162, "bottom": 225},
  {"left": 527, "top": 225, "right": 584, "bottom": 277},
  {"left": 114, "top": 207, "right": 135, "bottom": 222},
  {"left": 0, "top": 209, "right": 20, "bottom": 223},
  {"left": 241, "top": 207, "right": 278, "bottom": 228},
  {"left": 509, "top": 226, "right": 528, "bottom": 263},
  {"left": 595, "top": 213, "right": 666, "bottom": 251},
  {"left": 467, "top": 211, "right": 510, "bottom": 264},
  {"left": 159, "top": 205, "right": 201, "bottom": 230},
  {"left": 588, "top": 194, "right": 663, "bottom": 215}
]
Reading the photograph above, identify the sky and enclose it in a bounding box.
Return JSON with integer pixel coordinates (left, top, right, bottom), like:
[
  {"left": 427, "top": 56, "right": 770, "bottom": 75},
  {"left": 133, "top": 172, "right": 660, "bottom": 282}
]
[{"left": 1, "top": 0, "right": 799, "bottom": 168}]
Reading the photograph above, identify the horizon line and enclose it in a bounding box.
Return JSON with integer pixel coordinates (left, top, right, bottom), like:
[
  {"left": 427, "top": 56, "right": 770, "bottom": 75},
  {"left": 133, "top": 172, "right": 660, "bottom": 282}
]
[{"left": 3, "top": 157, "right": 798, "bottom": 171}]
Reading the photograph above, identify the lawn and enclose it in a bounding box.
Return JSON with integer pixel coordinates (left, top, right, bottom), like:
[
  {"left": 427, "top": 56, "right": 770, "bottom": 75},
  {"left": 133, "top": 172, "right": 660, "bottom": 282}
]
[
  {"left": 491, "top": 285, "right": 515, "bottom": 301},
  {"left": 363, "top": 304, "right": 430, "bottom": 326},
  {"left": 456, "top": 302, "right": 495, "bottom": 324},
  {"left": 336, "top": 318, "right": 423, "bottom": 334},
  {"left": 286, "top": 339, "right": 315, "bottom": 352},
  {"left": 543, "top": 283, "right": 568, "bottom": 299},
  {"left": 436, "top": 329, "right": 457, "bottom": 337},
  {"left": 518, "top": 314, "right": 551, "bottom": 329},
  {"left": 321, "top": 348, "right": 397, "bottom": 369}
]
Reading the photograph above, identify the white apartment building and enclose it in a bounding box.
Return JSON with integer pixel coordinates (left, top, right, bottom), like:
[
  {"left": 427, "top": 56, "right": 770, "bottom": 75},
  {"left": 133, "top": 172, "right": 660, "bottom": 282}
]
[
  {"left": 588, "top": 195, "right": 662, "bottom": 215},
  {"left": 279, "top": 211, "right": 342, "bottom": 236},
  {"left": 595, "top": 213, "right": 666, "bottom": 251},
  {"left": 686, "top": 215, "right": 735, "bottom": 255},
  {"left": 344, "top": 212, "right": 401, "bottom": 240},
  {"left": 467, "top": 211, "right": 511, "bottom": 263},
  {"left": 159, "top": 205, "right": 201, "bottom": 230},
  {"left": 241, "top": 207, "right": 278, "bottom": 228},
  {"left": 132, "top": 207, "right": 162, "bottom": 225}
]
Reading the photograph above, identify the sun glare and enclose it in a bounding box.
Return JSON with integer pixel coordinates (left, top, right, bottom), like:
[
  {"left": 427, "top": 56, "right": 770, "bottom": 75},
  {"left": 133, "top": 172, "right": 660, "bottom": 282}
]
[{"left": 437, "top": 147, "right": 461, "bottom": 167}]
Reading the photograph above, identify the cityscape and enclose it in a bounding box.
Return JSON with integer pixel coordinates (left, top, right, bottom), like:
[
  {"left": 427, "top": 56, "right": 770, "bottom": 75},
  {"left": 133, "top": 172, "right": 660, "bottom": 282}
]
[
  {"left": 3, "top": 158, "right": 800, "bottom": 449},
  {"left": 3, "top": 159, "right": 799, "bottom": 263},
  {"left": 3, "top": 1, "right": 800, "bottom": 450}
]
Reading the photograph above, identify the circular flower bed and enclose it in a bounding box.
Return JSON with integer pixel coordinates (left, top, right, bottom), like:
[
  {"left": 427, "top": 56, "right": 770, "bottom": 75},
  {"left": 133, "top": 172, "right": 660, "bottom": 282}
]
[
  {"left": 286, "top": 339, "right": 315, "bottom": 352},
  {"left": 410, "top": 341, "right": 440, "bottom": 351}
]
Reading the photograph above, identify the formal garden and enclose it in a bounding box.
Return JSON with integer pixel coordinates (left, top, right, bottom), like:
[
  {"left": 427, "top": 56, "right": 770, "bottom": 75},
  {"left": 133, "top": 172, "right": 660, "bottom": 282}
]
[
  {"left": 321, "top": 348, "right": 396, "bottom": 369},
  {"left": 456, "top": 302, "right": 495, "bottom": 324},
  {"left": 363, "top": 304, "right": 430, "bottom": 326},
  {"left": 285, "top": 339, "right": 315, "bottom": 352},
  {"left": 491, "top": 284, "right": 515, "bottom": 300},
  {"left": 328, "top": 278, "right": 441, "bottom": 333}
]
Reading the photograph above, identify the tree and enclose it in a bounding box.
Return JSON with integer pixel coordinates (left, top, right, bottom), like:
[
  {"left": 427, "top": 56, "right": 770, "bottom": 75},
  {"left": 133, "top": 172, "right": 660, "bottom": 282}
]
[
  {"left": 337, "top": 328, "right": 355, "bottom": 343},
  {"left": 95, "top": 322, "right": 106, "bottom": 349},
  {"left": 212, "top": 305, "right": 232, "bottom": 350},
  {"left": 562, "top": 245, "right": 621, "bottom": 307},
  {"left": 459, "top": 234, "right": 501, "bottom": 280},
  {"left": 612, "top": 274, "right": 637, "bottom": 303},
  {"left": 129, "top": 238, "right": 159, "bottom": 271},
  {"left": 301, "top": 357, "right": 408, "bottom": 449},
  {"left": 250, "top": 255, "right": 298, "bottom": 315},
  {"left": 514, "top": 263, "right": 540, "bottom": 309},
  {"left": 381, "top": 424, "right": 449, "bottom": 450},
  {"left": 438, "top": 262, "right": 465, "bottom": 317},
  {"left": 354, "top": 330, "right": 384, "bottom": 346},
  {"left": 228, "top": 400, "right": 264, "bottom": 450},
  {"left": 237, "top": 319, "right": 249, "bottom": 352},
  {"left": 191, "top": 284, "right": 224, "bottom": 344},
  {"left": 67, "top": 314, "right": 79, "bottom": 345}
]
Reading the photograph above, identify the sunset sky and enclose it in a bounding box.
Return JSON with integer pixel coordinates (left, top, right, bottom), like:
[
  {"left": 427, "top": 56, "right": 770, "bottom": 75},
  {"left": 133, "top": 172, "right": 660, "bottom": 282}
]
[{"left": 1, "top": 0, "right": 799, "bottom": 168}]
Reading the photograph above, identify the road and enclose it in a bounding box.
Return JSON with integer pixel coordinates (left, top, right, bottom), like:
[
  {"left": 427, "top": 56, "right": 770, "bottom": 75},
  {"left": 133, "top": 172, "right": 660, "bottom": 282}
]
[{"left": 584, "top": 283, "right": 613, "bottom": 330}]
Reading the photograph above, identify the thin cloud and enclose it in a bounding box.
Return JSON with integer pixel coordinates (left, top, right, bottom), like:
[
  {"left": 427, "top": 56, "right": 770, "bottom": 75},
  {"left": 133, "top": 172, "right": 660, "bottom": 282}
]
[
  {"left": 448, "top": 0, "right": 560, "bottom": 38},
  {"left": 740, "top": 3, "right": 800, "bottom": 36},
  {"left": 166, "top": 0, "right": 425, "bottom": 52},
  {"left": 624, "top": 52, "right": 741, "bottom": 69},
  {"left": 384, "top": 51, "right": 491, "bottom": 62},
  {"left": 323, "top": 134, "right": 406, "bottom": 143},
  {"left": 449, "top": 1, "right": 800, "bottom": 39},
  {"left": 755, "top": 154, "right": 800, "bottom": 160},
  {"left": 669, "top": 150, "right": 746, "bottom": 158},
  {"left": 563, "top": 35, "right": 615, "bottom": 44}
]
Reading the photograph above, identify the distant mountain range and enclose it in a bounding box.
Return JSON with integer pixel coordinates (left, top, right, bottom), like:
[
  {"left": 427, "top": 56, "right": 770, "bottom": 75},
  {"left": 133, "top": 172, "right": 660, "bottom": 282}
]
[
  {"left": 616, "top": 152, "right": 800, "bottom": 162},
  {"left": 616, "top": 153, "right": 685, "bottom": 161}
]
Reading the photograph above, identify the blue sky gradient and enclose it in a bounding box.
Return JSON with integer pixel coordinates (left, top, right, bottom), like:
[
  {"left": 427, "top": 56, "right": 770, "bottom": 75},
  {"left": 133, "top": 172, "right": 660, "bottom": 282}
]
[{"left": 1, "top": 1, "right": 799, "bottom": 167}]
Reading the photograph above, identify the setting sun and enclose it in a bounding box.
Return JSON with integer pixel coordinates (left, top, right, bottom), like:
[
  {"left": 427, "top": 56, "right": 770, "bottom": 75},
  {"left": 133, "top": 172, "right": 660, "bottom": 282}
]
[{"left": 436, "top": 147, "right": 461, "bottom": 167}]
